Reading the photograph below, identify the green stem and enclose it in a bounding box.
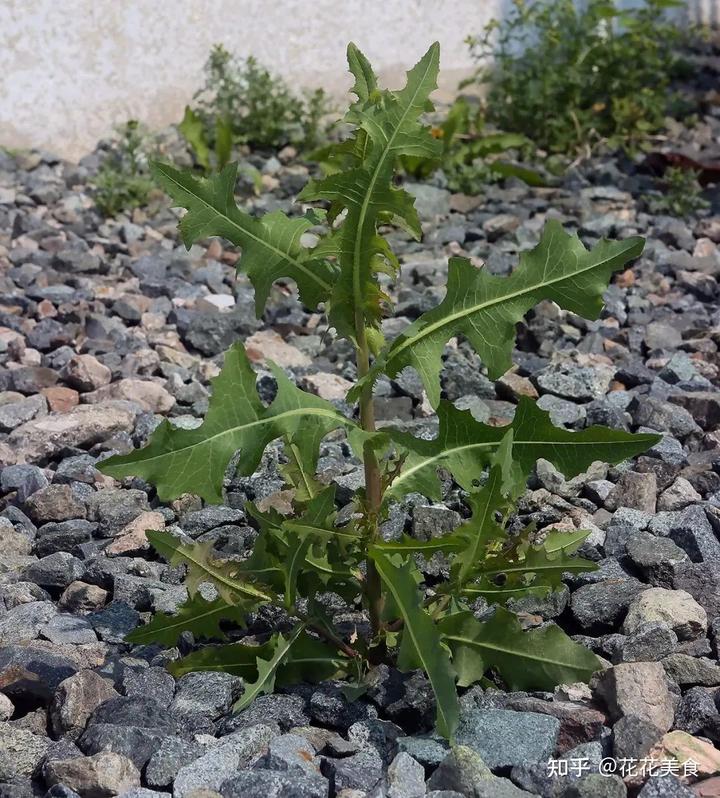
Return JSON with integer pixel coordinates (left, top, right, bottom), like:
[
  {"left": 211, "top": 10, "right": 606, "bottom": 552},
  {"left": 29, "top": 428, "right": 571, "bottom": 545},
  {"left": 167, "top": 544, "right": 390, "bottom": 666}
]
[{"left": 355, "top": 317, "right": 384, "bottom": 638}]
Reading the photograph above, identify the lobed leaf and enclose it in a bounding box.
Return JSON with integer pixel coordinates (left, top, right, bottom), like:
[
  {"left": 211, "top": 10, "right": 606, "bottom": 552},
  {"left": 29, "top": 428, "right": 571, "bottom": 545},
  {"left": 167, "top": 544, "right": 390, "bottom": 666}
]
[
  {"left": 440, "top": 606, "right": 602, "bottom": 690},
  {"left": 151, "top": 161, "right": 336, "bottom": 315},
  {"left": 126, "top": 594, "right": 246, "bottom": 647},
  {"left": 169, "top": 638, "right": 275, "bottom": 679},
  {"left": 463, "top": 541, "right": 598, "bottom": 601},
  {"left": 100, "top": 342, "right": 359, "bottom": 504},
  {"left": 298, "top": 42, "right": 441, "bottom": 338},
  {"left": 169, "top": 628, "right": 350, "bottom": 691},
  {"left": 144, "top": 529, "right": 273, "bottom": 604},
  {"left": 371, "top": 550, "right": 459, "bottom": 739},
  {"left": 359, "top": 221, "right": 644, "bottom": 406},
  {"left": 385, "top": 395, "right": 660, "bottom": 502},
  {"left": 234, "top": 623, "right": 308, "bottom": 711}
]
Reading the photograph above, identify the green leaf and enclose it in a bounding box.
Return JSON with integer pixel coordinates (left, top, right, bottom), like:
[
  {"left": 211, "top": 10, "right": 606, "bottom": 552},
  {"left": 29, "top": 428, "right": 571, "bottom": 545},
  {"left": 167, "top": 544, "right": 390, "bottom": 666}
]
[
  {"left": 362, "top": 221, "right": 644, "bottom": 405},
  {"left": 126, "top": 594, "right": 245, "bottom": 646},
  {"left": 145, "top": 529, "right": 273, "bottom": 604},
  {"left": 440, "top": 606, "right": 602, "bottom": 691},
  {"left": 488, "top": 161, "right": 547, "bottom": 187},
  {"left": 280, "top": 436, "right": 323, "bottom": 503},
  {"left": 179, "top": 107, "right": 210, "bottom": 171},
  {"left": 371, "top": 550, "right": 459, "bottom": 739},
  {"left": 464, "top": 543, "right": 598, "bottom": 600},
  {"left": 150, "top": 161, "right": 336, "bottom": 315},
  {"left": 215, "top": 116, "right": 233, "bottom": 169},
  {"left": 371, "top": 535, "right": 467, "bottom": 556},
  {"left": 246, "top": 488, "right": 362, "bottom": 602},
  {"left": 234, "top": 622, "right": 307, "bottom": 711},
  {"left": 169, "top": 629, "right": 350, "bottom": 688},
  {"left": 298, "top": 43, "right": 441, "bottom": 338},
  {"left": 99, "top": 342, "right": 358, "bottom": 504},
  {"left": 452, "top": 465, "right": 508, "bottom": 586},
  {"left": 386, "top": 395, "right": 660, "bottom": 501},
  {"left": 274, "top": 631, "right": 351, "bottom": 685},
  {"left": 346, "top": 42, "right": 378, "bottom": 102},
  {"left": 169, "top": 638, "right": 275, "bottom": 679}
]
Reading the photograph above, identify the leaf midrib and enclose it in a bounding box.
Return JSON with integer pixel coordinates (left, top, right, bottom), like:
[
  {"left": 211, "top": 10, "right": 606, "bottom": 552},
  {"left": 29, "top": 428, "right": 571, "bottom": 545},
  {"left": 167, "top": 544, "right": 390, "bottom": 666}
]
[
  {"left": 236, "top": 623, "right": 306, "bottom": 709},
  {"left": 153, "top": 536, "right": 272, "bottom": 602},
  {"left": 129, "top": 601, "right": 233, "bottom": 643},
  {"left": 157, "top": 165, "right": 331, "bottom": 294},
  {"left": 444, "top": 632, "right": 593, "bottom": 671},
  {"left": 385, "top": 235, "right": 641, "bottom": 368},
  {"left": 351, "top": 48, "right": 437, "bottom": 318},
  {"left": 109, "top": 406, "right": 348, "bottom": 469},
  {"left": 374, "top": 554, "right": 455, "bottom": 735},
  {"left": 390, "top": 433, "right": 649, "bottom": 494}
]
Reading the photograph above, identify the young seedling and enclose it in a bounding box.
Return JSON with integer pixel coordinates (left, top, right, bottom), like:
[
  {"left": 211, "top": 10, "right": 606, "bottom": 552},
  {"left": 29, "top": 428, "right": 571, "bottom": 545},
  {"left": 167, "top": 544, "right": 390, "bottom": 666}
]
[{"left": 100, "top": 43, "right": 659, "bottom": 739}]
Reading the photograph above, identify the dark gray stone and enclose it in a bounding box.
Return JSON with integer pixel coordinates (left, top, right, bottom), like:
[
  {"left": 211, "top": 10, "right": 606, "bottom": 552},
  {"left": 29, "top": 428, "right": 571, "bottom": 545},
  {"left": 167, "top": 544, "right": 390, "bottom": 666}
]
[
  {"left": 570, "top": 578, "right": 647, "bottom": 632},
  {"left": 34, "top": 521, "right": 95, "bottom": 557},
  {"left": 636, "top": 775, "right": 695, "bottom": 797},
  {"left": 0, "top": 465, "right": 48, "bottom": 503},
  {"left": 321, "top": 749, "right": 383, "bottom": 792},
  {"left": 78, "top": 724, "right": 166, "bottom": 770},
  {"left": 23, "top": 552, "right": 84, "bottom": 590},
  {"left": 221, "top": 769, "right": 328, "bottom": 798},
  {"left": 611, "top": 715, "right": 663, "bottom": 760},
  {"left": 88, "top": 602, "right": 140, "bottom": 643},
  {"left": 173, "top": 724, "right": 278, "bottom": 798},
  {"left": 145, "top": 737, "right": 204, "bottom": 790}
]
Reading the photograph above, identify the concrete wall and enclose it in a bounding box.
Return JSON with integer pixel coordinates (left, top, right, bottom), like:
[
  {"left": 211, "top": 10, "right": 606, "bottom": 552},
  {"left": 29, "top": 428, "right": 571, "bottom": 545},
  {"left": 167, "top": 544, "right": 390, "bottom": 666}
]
[{"left": 0, "top": 0, "right": 501, "bottom": 160}]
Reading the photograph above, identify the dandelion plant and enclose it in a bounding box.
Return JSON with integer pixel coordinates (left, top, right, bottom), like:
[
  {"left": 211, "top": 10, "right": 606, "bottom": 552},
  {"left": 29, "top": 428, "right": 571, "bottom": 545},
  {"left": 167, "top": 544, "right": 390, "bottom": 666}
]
[{"left": 100, "top": 43, "right": 659, "bottom": 740}]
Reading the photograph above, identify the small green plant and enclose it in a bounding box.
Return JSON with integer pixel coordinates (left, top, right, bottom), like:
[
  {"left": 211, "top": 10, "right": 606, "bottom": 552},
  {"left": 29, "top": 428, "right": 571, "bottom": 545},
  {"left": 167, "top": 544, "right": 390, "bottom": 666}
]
[
  {"left": 93, "top": 120, "right": 156, "bottom": 217},
  {"left": 400, "top": 97, "right": 544, "bottom": 193},
  {"left": 469, "top": 0, "right": 688, "bottom": 155},
  {"left": 100, "top": 44, "right": 658, "bottom": 739},
  {"left": 648, "top": 166, "right": 710, "bottom": 217},
  {"left": 180, "top": 44, "right": 331, "bottom": 167}
]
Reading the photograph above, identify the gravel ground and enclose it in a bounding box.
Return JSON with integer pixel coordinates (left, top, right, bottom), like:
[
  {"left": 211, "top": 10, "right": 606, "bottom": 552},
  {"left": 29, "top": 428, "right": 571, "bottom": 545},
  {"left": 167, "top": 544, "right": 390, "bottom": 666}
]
[{"left": 1, "top": 52, "right": 720, "bottom": 798}]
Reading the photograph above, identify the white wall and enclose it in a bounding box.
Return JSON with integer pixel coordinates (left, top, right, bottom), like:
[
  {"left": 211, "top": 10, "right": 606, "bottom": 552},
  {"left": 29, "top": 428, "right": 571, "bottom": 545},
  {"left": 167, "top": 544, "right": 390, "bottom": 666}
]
[{"left": 0, "top": 0, "right": 501, "bottom": 160}]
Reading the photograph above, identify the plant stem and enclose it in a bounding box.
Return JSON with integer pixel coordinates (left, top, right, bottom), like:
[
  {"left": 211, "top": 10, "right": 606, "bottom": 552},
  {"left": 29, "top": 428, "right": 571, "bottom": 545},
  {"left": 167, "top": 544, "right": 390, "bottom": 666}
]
[
  {"left": 307, "top": 619, "right": 361, "bottom": 660},
  {"left": 355, "top": 319, "right": 384, "bottom": 638}
]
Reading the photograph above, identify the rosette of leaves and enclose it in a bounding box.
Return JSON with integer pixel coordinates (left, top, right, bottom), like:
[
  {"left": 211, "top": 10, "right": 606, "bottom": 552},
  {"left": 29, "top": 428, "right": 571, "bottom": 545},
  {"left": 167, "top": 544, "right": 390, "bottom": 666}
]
[{"left": 100, "top": 43, "right": 658, "bottom": 740}]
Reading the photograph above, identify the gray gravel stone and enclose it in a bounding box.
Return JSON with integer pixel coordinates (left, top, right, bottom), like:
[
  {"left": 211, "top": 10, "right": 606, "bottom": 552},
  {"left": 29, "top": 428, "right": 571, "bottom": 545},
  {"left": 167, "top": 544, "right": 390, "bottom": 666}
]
[
  {"left": 221, "top": 769, "right": 328, "bottom": 798},
  {"left": 0, "top": 600, "right": 57, "bottom": 644},
  {"left": 387, "top": 751, "right": 425, "bottom": 798},
  {"left": 534, "top": 364, "right": 613, "bottom": 401},
  {"left": 426, "top": 746, "right": 494, "bottom": 794},
  {"left": 171, "top": 671, "right": 241, "bottom": 724},
  {"left": 611, "top": 715, "right": 663, "bottom": 760},
  {"left": 0, "top": 464, "right": 48, "bottom": 502},
  {"left": 50, "top": 670, "right": 119, "bottom": 739},
  {"left": 636, "top": 775, "right": 695, "bottom": 796},
  {"left": 594, "top": 662, "right": 674, "bottom": 731},
  {"left": 620, "top": 622, "right": 678, "bottom": 662},
  {"left": 173, "top": 724, "right": 277, "bottom": 798},
  {"left": 23, "top": 552, "right": 84, "bottom": 590},
  {"left": 144, "top": 737, "right": 205, "bottom": 789},
  {"left": 260, "top": 732, "right": 321, "bottom": 778},
  {"left": 455, "top": 708, "right": 560, "bottom": 769},
  {"left": 0, "top": 723, "right": 50, "bottom": 780},
  {"left": 42, "top": 613, "right": 98, "bottom": 644},
  {"left": 44, "top": 751, "right": 141, "bottom": 798},
  {"left": 322, "top": 749, "right": 383, "bottom": 792},
  {"left": 622, "top": 588, "right": 707, "bottom": 641},
  {"left": 570, "top": 577, "right": 647, "bottom": 631},
  {"left": 666, "top": 505, "right": 720, "bottom": 563},
  {"left": 624, "top": 531, "right": 686, "bottom": 587},
  {"left": 661, "top": 653, "right": 720, "bottom": 686}
]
